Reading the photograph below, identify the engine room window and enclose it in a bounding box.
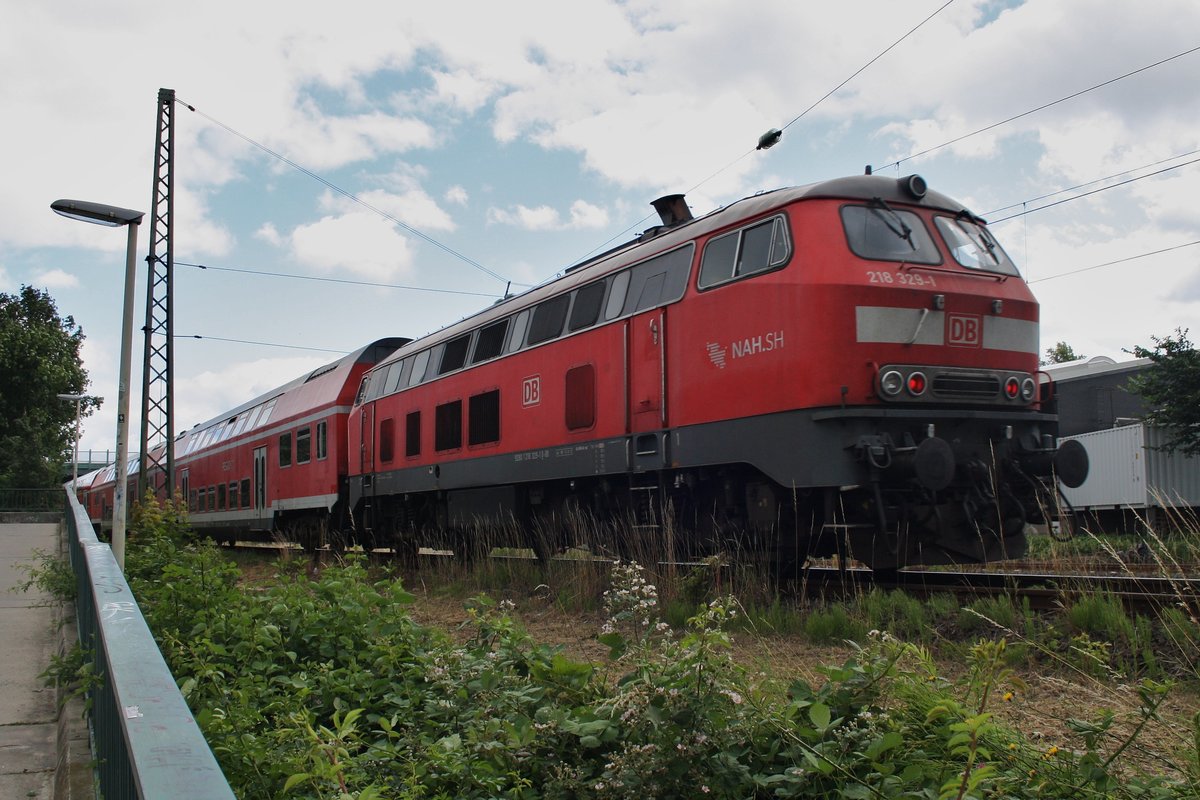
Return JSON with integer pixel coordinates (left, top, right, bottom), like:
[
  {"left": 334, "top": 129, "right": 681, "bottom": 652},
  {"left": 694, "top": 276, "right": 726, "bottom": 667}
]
[
  {"left": 408, "top": 350, "right": 431, "bottom": 387},
  {"left": 507, "top": 310, "right": 529, "bottom": 353},
  {"left": 841, "top": 205, "right": 941, "bottom": 265},
  {"left": 379, "top": 418, "right": 396, "bottom": 463},
  {"left": 604, "top": 271, "right": 630, "bottom": 320},
  {"left": 439, "top": 333, "right": 472, "bottom": 374},
  {"left": 527, "top": 294, "right": 570, "bottom": 346},
  {"left": 435, "top": 400, "right": 463, "bottom": 451},
  {"left": 468, "top": 389, "right": 501, "bottom": 446},
  {"left": 472, "top": 319, "right": 509, "bottom": 364},
  {"left": 935, "top": 216, "right": 1020, "bottom": 276},
  {"left": 565, "top": 364, "right": 596, "bottom": 430},
  {"left": 296, "top": 426, "right": 312, "bottom": 464},
  {"left": 698, "top": 217, "right": 791, "bottom": 289},
  {"left": 279, "top": 432, "right": 292, "bottom": 467},
  {"left": 405, "top": 411, "right": 421, "bottom": 457},
  {"left": 623, "top": 244, "right": 693, "bottom": 314},
  {"left": 568, "top": 280, "right": 606, "bottom": 332}
]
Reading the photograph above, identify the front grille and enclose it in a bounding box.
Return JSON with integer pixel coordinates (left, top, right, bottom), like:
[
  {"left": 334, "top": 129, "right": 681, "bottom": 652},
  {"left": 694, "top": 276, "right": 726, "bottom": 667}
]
[{"left": 931, "top": 373, "right": 999, "bottom": 399}]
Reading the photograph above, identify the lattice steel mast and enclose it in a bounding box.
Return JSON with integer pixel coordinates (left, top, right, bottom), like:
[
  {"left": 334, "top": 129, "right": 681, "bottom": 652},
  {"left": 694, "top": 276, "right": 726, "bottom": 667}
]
[{"left": 139, "top": 88, "right": 176, "bottom": 498}]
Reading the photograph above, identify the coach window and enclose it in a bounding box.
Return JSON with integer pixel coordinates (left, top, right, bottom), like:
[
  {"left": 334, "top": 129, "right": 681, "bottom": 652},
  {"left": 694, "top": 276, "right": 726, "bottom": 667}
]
[
  {"left": 468, "top": 389, "right": 501, "bottom": 446},
  {"left": 527, "top": 294, "right": 570, "bottom": 346},
  {"left": 506, "top": 310, "right": 530, "bottom": 354},
  {"left": 435, "top": 400, "right": 463, "bottom": 452},
  {"left": 258, "top": 398, "right": 278, "bottom": 427},
  {"left": 229, "top": 481, "right": 239, "bottom": 511},
  {"left": 604, "top": 271, "right": 630, "bottom": 320},
  {"left": 240, "top": 478, "right": 251, "bottom": 509},
  {"left": 472, "top": 319, "right": 509, "bottom": 364},
  {"left": 568, "top": 280, "right": 606, "bottom": 332},
  {"left": 218, "top": 482, "right": 227, "bottom": 510},
  {"left": 208, "top": 486, "right": 217, "bottom": 512},
  {"left": 405, "top": 411, "right": 421, "bottom": 457},
  {"left": 316, "top": 420, "right": 328, "bottom": 460},
  {"left": 189, "top": 488, "right": 198, "bottom": 513},
  {"left": 296, "top": 426, "right": 312, "bottom": 464},
  {"left": 379, "top": 417, "right": 396, "bottom": 463},
  {"left": 565, "top": 364, "right": 596, "bottom": 430},
  {"left": 279, "top": 432, "right": 293, "bottom": 468},
  {"left": 197, "top": 487, "right": 206, "bottom": 512},
  {"left": 408, "top": 350, "right": 431, "bottom": 387},
  {"left": 841, "top": 205, "right": 941, "bottom": 265}
]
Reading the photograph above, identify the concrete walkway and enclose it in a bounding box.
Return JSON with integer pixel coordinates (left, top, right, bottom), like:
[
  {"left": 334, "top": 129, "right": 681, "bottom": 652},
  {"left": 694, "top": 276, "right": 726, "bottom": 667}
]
[{"left": 0, "top": 521, "right": 92, "bottom": 800}]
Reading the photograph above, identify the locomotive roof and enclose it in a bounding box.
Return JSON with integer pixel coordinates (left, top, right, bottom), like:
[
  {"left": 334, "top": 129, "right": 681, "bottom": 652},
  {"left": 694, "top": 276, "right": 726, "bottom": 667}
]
[{"left": 371, "top": 173, "right": 975, "bottom": 370}]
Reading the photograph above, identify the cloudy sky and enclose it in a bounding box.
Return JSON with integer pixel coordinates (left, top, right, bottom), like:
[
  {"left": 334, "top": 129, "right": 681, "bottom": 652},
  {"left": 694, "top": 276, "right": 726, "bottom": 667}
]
[{"left": 3, "top": 0, "right": 1198, "bottom": 455}]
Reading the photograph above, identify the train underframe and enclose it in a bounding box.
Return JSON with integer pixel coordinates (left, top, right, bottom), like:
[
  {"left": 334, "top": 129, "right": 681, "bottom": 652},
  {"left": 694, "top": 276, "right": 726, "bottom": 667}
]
[{"left": 349, "top": 408, "right": 1086, "bottom": 571}]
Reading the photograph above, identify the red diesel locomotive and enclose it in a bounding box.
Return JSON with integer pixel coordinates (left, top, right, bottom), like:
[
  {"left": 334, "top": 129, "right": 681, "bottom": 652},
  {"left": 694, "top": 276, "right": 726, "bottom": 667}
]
[{"left": 84, "top": 173, "right": 1087, "bottom": 569}]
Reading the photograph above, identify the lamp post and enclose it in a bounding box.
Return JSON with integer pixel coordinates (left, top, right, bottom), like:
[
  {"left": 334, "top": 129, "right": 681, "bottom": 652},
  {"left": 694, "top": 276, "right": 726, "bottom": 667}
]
[
  {"left": 55, "top": 392, "right": 97, "bottom": 490},
  {"left": 51, "top": 199, "right": 144, "bottom": 570}
]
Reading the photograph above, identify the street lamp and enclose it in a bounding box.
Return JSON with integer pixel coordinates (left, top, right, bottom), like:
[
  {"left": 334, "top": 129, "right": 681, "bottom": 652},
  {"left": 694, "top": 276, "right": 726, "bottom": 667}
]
[
  {"left": 56, "top": 393, "right": 99, "bottom": 491},
  {"left": 51, "top": 199, "right": 144, "bottom": 570}
]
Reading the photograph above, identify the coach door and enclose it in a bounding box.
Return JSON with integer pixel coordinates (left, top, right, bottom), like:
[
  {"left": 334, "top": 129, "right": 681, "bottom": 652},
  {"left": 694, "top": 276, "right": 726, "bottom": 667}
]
[
  {"left": 252, "top": 446, "right": 268, "bottom": 526},
  {"left": 627, "top": 308, "right": 668, "bottom": 467}
]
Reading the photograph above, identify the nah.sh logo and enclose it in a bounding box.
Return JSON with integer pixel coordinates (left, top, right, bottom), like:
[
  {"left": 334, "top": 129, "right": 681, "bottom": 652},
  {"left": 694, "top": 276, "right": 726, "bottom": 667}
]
[{"left": 947, "top": 313, "right": 982, "bottom": 348}]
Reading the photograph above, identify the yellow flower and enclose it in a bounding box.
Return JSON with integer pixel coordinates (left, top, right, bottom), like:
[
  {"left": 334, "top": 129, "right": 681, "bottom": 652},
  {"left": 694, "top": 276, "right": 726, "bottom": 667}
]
[
  {"left": 1003, "top": 691, "right": 1014, "bottom": 702},
  {"left": 1043, "top": 745, "right": 1060, "bottom": 759}
]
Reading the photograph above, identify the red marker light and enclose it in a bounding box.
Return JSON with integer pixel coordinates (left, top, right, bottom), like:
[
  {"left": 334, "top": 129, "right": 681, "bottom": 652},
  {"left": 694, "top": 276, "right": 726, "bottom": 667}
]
[
  {"left": 1005, "top": 377, "right": 1020, "bottom": 399},
  {"left": 907, "top": 372, "right": 927, "bottom": 395}
]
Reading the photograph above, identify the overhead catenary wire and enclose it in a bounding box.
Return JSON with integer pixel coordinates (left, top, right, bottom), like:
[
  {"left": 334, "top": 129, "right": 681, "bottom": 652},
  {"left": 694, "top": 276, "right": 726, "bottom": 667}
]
[
  {"left": 176, "top": 334, "right": 350, "bottom": 355},
  {"left": 982, "top": 147, "right": 1200, "bottom": 217},
  {"left": 176, "top": 97, "right": 512, "bottom": 287},
  {"left": 1027, "top": 240, "right": 1200, "bottom": 284},
  {"left": 574, "top": 0, "right": 957, "bottom": 265},
  {"left": 876, "top": 43, "right": 1200, "bottom": 172},
  {"left": 987, "top": 155, "right": 1200, "bottom": 224},
  {"left": 176, "top": 260, "right": 503, "bottom": 299}
]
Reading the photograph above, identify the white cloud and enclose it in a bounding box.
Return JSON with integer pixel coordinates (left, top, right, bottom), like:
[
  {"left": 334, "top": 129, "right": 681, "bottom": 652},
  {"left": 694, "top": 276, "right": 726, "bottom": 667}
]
[
  {"left": 32, "top": 269, "right": 80, "bottom": 290},
  {"left": 255, "top": 223, "right": 283, "bottom": 247},
  {"left": 444, "top": 185, "right": 469, "bottom": 206},
  {"left": 487, "top": 199, "right": 608, "bottom": 231},
  {"left": 289, "top": 211, "right": 416, "bottom": 281},
  {"left": 176, "top": 356, "right": 329, "bottom": 431}
]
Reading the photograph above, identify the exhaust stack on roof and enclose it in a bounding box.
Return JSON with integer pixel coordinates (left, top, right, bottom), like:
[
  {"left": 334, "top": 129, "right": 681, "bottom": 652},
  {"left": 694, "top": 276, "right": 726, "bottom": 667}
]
[{"left": 651, "top": 194, "right": 693, "bottom": 227}]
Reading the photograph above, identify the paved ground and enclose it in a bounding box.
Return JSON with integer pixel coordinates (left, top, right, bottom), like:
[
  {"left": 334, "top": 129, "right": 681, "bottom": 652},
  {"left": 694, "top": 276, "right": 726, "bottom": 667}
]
[{"left": 0, "top": 521, "right": 92, "bottom": 800}]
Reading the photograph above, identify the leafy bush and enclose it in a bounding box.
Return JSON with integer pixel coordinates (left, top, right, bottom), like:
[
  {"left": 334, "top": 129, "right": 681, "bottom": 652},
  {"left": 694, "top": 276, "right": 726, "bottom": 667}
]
[{"left": 111, "top": 504, "right": 1200, "bottom": 798}]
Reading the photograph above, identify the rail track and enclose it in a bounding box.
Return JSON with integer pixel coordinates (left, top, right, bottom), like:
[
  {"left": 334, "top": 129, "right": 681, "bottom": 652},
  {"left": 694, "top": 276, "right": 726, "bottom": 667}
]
[{"left": 225, "top": 538, "right": 1200, "bottom": 616}]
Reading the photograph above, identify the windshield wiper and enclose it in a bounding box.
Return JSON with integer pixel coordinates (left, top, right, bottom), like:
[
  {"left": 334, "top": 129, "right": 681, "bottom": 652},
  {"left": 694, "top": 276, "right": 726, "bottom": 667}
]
[{"left": 869, "top": 197, "right": 915, "bottom": 250}]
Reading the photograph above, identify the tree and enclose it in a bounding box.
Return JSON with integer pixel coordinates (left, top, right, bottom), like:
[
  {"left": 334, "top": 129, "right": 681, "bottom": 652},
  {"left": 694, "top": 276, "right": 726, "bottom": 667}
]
[
  {"left": 1127, "top": 328, "right": 1200, "bottom": 456},
  {"left": 0, "top": 286, "right": 97, "bottom": 488},
  {"left": 1042, "top": 341, "right": 1084, "bottom": 365}
]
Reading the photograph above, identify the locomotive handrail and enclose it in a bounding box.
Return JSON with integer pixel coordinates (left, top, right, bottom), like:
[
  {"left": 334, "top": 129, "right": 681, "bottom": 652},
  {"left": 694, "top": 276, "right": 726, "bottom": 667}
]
[{"left": 64, "top": 488, "right": 236, "bottom": 799}]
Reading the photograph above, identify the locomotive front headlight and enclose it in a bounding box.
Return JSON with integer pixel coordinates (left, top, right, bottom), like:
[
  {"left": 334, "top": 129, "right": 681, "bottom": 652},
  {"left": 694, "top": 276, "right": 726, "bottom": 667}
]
[
  {"left": 1020, "top": 377, "right": 1037, "bottom": 402},
  {"left": 880, "top": 369, "right": 904, "bottom": 396},
  {"left": 1004, "top": 376, "right": 1020, "bottom": 399},
  {"left": 907, "top": 371, "right": 927, "bottom": 396}
]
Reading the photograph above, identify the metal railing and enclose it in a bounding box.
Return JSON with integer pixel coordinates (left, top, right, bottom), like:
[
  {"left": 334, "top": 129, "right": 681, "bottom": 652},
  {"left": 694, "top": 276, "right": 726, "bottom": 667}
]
[
  {"left": 0, "top": 488, "right": 65, "bottom": 512},
  {"left": 65, "top": 489, "right": 236, "bottom": 799}
]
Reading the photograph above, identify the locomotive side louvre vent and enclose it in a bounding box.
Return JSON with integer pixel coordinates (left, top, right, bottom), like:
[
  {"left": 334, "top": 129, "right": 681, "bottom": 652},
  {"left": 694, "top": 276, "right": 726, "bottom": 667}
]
[{"left": 931, "top": 372, "right": 1000, "bottom": 399}]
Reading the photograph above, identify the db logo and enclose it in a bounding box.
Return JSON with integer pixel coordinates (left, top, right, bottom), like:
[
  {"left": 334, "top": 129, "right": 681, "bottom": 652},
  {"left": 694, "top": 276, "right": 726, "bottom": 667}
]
[
  {"left": 947, "top": 313, "right": 982, "bottom": 348},
  {"left": 522, "top": 375, "right": 541, "bottom": 407}
]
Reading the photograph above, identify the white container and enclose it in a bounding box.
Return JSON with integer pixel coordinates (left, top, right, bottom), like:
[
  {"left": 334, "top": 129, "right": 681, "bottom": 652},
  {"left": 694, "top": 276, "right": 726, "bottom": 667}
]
[{"left": 1062, "top": 423, "right": 1200, "bottom": 510}]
